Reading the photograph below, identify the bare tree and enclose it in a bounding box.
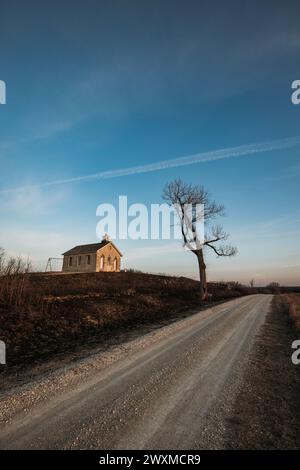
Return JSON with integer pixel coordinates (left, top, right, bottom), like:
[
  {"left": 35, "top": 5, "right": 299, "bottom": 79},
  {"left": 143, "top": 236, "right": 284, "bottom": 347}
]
[
  {"left": 267, "top": 281, "right": 280, "bottom": 288},
  {"left": 266, "top": 281, "right": 280, "bottom": 294},
  {"left": 0, "top": 248, "right": 32, "bottom": 307},
  {"left": 0, "top": 247, "right": 4, "bottom": 273},
  {"left": 163, "top": 179, "right": 237, "bottom": 300},
  {"left": 250, "top": 279, "right": 255, "bottom": 288}
]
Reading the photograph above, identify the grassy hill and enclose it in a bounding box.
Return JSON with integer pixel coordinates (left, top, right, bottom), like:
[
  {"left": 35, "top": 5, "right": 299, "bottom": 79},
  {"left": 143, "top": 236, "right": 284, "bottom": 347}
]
[{"left": 0, "top": 271, "right": 245, "bottom": 376}]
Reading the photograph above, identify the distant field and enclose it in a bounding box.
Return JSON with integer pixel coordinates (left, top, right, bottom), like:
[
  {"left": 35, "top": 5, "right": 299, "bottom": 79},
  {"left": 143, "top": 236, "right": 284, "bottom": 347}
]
[{"left": 0, "top": 272, "right": 244, "bottom": 376}]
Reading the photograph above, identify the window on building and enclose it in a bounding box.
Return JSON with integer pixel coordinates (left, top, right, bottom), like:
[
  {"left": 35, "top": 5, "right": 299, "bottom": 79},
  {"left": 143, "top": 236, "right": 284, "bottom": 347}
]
[
  {"left": 87, "top": 254, "right": 91, "bottom": 265},
  {"left": 100, "top": 255, "right": 104, "bottom": 270},
  {"left": 69, "top": 256, "right": 72, "bottom": 267},
  {"left": 113, "top": 258, "right": 117, "bottom": 271},
  {"left": 108, "top": 256, "right": 111, "bottom": 265},
  {"left": 78, "top": 256, "right": 81, "bottom": 265}
]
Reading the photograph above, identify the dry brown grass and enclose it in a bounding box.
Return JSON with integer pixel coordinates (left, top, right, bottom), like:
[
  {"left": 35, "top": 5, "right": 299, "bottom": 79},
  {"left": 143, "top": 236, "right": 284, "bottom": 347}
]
[
  {"left": 226, "top": 295, "right": 300, "bottom": 449},
  {"left": 282, "top": 293, "right": 300, "bottom": 332},
  {"left": 0, "top": 270, "right": 245, "bottom": 371}
]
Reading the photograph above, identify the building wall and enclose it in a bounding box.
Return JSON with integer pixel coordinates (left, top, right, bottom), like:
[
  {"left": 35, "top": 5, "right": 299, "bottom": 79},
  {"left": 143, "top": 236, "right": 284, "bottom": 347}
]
[
  {"left": 62, "top": 244, "right": 121, "bottom": 273},
  {"left": 96, "top": 244, "right": 121, "bottom": 272},
  {"left": 62, "top": 252, "right": 97, "bottom": 273}
]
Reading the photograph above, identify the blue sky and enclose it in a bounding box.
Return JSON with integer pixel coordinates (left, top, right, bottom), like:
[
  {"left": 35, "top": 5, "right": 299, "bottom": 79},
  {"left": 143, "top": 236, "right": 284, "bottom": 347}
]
[{"left": 0, "top": 0, "right": 300, "bottom": 285}]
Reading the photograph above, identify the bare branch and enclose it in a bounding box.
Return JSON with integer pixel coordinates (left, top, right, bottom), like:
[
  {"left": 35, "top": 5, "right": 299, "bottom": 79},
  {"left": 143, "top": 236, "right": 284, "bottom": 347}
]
[
  {"left": 204, "top": 225, "right": 229, "bottom": 244},
  {"left": 205, "top": 242, "right": 237, "bottom": 257},
  {"left": 163, "top": 178, "right": 224, "bottom": 222}
]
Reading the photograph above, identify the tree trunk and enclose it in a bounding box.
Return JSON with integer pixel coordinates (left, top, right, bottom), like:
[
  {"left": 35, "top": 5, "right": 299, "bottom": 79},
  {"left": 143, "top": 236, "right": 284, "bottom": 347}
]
[{"left": 196, "top": 249, "right": 208, "bottom": 301}]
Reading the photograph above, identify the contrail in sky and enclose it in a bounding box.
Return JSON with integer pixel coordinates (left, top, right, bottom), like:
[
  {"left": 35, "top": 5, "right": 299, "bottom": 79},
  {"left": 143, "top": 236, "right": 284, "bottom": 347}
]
[{"left": 1, "top": 135, "right": 300, "bottom": 193}]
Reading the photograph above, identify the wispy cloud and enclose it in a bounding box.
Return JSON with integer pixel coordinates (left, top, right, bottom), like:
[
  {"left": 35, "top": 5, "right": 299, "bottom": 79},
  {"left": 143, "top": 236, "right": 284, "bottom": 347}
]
[
  {"left": 1, "top": 135, "right": 300, "bottom": 194},
  {"left": 0, "top": 186, "right": 69, "bottom": 216}
]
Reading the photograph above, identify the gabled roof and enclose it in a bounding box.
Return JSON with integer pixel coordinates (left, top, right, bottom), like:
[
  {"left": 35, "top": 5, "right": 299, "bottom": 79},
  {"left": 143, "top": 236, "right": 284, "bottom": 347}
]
[{"left": 62, "top": 241, "right": 122, "bottom": 257}]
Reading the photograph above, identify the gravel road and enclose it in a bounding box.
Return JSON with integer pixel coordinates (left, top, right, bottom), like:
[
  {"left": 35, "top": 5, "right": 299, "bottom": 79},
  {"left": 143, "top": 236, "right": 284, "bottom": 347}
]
[{"left": 0, "top": 294, "right": 272, "bottom": 449}]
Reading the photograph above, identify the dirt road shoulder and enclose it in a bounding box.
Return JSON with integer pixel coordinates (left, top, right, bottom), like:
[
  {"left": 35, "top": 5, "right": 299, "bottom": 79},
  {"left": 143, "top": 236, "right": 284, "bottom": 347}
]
[{"left": 225, "top": 295, "right": 300, "bottom": 449}]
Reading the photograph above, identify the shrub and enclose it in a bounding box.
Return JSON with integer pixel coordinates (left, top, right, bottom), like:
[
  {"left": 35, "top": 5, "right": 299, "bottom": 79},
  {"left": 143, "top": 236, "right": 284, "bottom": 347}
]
[{"left": 0, "top": 248, "right": 33, "bottom": 308}]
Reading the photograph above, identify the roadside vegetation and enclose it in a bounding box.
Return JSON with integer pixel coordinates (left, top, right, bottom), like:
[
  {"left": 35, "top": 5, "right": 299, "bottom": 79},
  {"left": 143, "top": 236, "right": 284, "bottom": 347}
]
[
  {"left": 281, "top": 293, "right": 300, "bottom": 332},
  {"left": 226, "top": 295, "right": 300, "bottom": 449}
]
